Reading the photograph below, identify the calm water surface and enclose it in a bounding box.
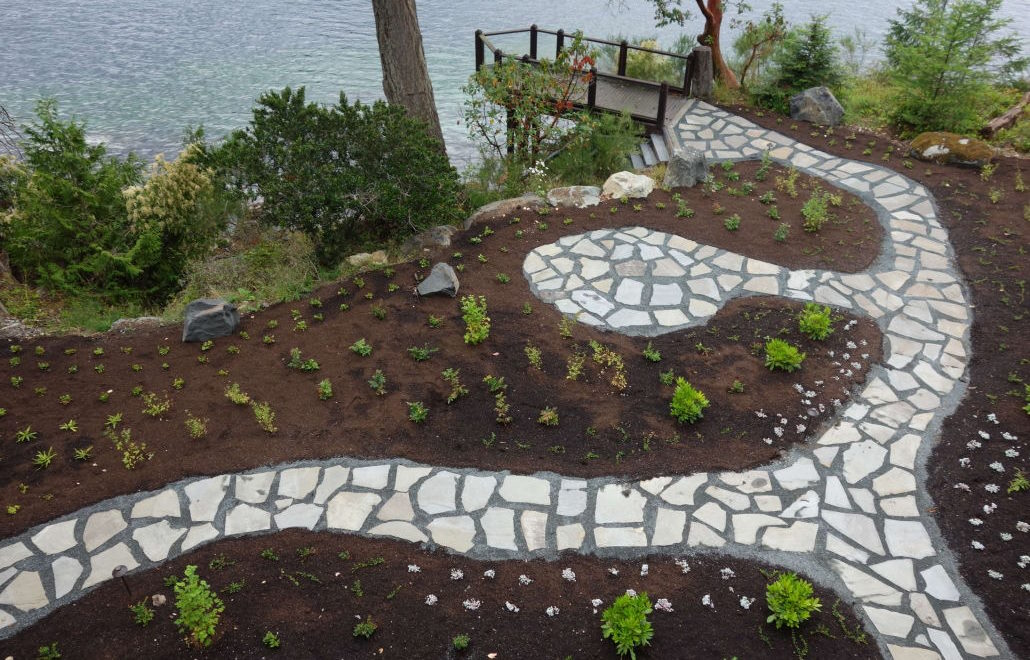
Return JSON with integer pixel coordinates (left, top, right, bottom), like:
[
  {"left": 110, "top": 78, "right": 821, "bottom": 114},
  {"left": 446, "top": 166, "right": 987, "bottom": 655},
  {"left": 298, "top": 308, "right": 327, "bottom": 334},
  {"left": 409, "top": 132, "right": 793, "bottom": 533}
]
[{"left": 2, "top": 0, "right": 1028, "bottom": 165}]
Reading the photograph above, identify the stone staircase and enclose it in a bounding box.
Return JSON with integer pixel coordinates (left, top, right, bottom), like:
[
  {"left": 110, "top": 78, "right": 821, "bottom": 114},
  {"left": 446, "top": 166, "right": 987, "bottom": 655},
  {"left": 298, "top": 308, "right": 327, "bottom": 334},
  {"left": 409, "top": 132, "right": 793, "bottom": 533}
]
[{"left": 629, "top": 129, "right": 672, "bottom": 170}]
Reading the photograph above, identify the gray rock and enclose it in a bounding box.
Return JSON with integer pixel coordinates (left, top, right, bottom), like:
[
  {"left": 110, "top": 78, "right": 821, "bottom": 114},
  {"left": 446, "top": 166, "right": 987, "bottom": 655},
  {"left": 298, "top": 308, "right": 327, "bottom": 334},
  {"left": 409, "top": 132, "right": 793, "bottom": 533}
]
[
  {"left": 464, "top": 194, "right": 546, "bottom": 230},
  {"left": 181, "top": 298, "right": 239, "bottom": 343},
  {"left": 346, "top": 250, "right": 388, "bottom": 268},
  {"left": 109, "top": 316, "right": 164, "bottom": 334},
  {"left": 602, "top": 171, "right": 655, "bottom": 199},
  {"left": 416, "top": 263, "right": 459, "bottom": 298},
  {"left": 789, "top": 86, "right": 844, "bottom": 127},
  {"left": 400, "top": 225, "right": 458, "bottom": 254},
  {"left": 663, "top": 147, "right": 708, "bottom": 189},
  {"left": 546, "top": 186, "right": 601, "bottom": 208}
]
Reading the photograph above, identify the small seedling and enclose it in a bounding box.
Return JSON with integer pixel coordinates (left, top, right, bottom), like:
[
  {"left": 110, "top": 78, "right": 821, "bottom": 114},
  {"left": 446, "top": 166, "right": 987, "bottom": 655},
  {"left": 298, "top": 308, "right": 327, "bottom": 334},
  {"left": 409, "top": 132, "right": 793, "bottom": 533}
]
[
  {"left": 353, "top": 616, "right": 377, "bottom": 639},
  {"left": 350, "top": 339, "right": 373, "bottom": 356},
  {"left": 407, "top": 344, "right": 439, "bottom": 362},
  {"left": 453, "top": 634, "right": 471, "bottom": 651},
  {"left": 367, "top": 369, "right": 387, "bottom": 395},
  {"left": 765, "top": 338, "right": 806, "bottom": 372},
  {"left": 33, "top": 447, "right": 57, "bottom": 469},
  {"left": 130, "top": 600, "right": 155, "bottom": 627},
  {"left": 317, "top": 379, "right": 333, "bottom": 400},
  {"left": 642, "top": 342, "right": 661, "bottom": 362},
  {"left": 525, "top": 343, "right": 543, "bottom": 370},
  {"left": 537, "top": 406, "right": 559, "bottom": 426},
  {"left": 73, "top": 446, "right": 93, "bottom": 461},
  {"left": 442, "top": 368, "right": 468, "bottom": 403},
  {"left": 407, "top": 401, "right": 428, "bottom": 423},
  {"left": 263, "top": 631, "right": 281, "bottom": 649}
]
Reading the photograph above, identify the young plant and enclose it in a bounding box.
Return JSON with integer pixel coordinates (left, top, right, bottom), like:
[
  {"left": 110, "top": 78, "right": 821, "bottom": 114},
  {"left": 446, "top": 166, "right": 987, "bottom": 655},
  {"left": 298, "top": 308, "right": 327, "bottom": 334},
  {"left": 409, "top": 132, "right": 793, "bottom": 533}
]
[
  {"left": 460, "top": 295, "right": 490, "bottom": 345},
  {"left": 566, "top": 351, "right": 586, "bottom": 380},
  {"left": 765, "top": 338, "right": 806, "bottom": 372},
  {"left": 407, "top": 344, "right": 439, "bottom": 362},
  {"left": 659, "top": 369, "right": 676, "bottom": 386},
  {"left": 798, "top": 303, "right": 834, "bottom": 340},
  {"left": 494, "top": 392, "right": 512, "bottom": 425},
  {"left": 15, "top": 426, "right": 38, "bottom": 443},
  {"left": 185, "top": 413, "right": 208, "bottom": 439},
  {"left": 407, "top": 401, "right": 428, "bottom": 424},
  {"left": 350, "top": 338, "right": 373, "bottom": 356},
  {"left": 73, "top": 446, "right": 94, "bottom": 461},
  {"left": 263, "top": 631, "right": 281, "bottom": 649},
  {"left": 251, "top": 401, "right": 278, "bottom": 433},
  {"left": 525, "top": 343, "right": 543, "bottom": 370},
  {"left": 141, "top": 392, "right": 172, "bottom": 417},
  {"left": 766, "top": 572, "right": 822, "bottom": 629},
  {"left": 353, "top": 616, "right": 377, "bottom": 639},
  {"left": 367, "top": 369, "right": 387, "bottom": 395},
  {"left": 537, "top": 406, "right": 559, "bottom": 426},
  {"left": 442, "top": 368, "right": 468, "bottom": 403},
  {"left": 33, "top": 447, "right": 57, "bottom": 470},
  {"left": 723, "top": 213, "right": 741, "bottom": 231},
  {"left": 225, "top": 382, "right": 252, "bottom": 406},
  {"left": 59, "top": 419, "right": 78, "bottom": 432},
  {"left": 130, "top": 600, "right": 155, "bottom": 627},
  {"left": 601, "top": 592, "right": 654, "bottom": 659},
  {"left": 287, "top": 347, "right": 319, "bottom": 372},
  {"left": 1008, "top": 469, "right": 1029, "bottom": 494},
  {"left": 174, "top": 565, "right": 225, "bottom": 648},
  {"left": 317, "top": 379, "right": 333, "bottom": 400},
  {"left": 642, "top": 341, "right": 661, "bottom": 362},
  {"left": 801, "top": 190, "right": 830, "bottom": 232},
  {"left": 669, "top": 378, "right": 709, "bottom": 424},
  {"left": 773, "top": 222, "right": 789, "bottom": 241},
  {"left": 453, "top": 633, "right": 471, "bottom": 651}
]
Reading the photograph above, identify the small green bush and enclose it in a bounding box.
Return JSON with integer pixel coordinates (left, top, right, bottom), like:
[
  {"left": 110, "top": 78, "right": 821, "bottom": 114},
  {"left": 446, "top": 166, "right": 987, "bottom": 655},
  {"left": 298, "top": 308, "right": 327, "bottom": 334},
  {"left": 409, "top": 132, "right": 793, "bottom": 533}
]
[
  {"left": 353, "top": 616, "right": 378, "bottom": 639},
  {"left": 460, "top": 295, "right": 490, "bottom": 345},
  {"left": 765, "top": 338, "right": 806, "bottom": 372},
  {"left": 452, "top": 633, "right": 471, "bottom": 650},
  {"left": 601, "top": 592, "right": 654, "bottom": 659},
  {"left": 798, "top": 303, "right": 834, "bottom": 340},
  {"left": 669, "top": 378, "right": 709, "bottom": 424},
  {"left": 766, "top": 572, "right": 822, "bottom": 629},
  {"left": 801, "top": 191, "right": 830, "bottom": 232},
  {"left": 174, "top": 565, "right": 225, "bottom": 648}
]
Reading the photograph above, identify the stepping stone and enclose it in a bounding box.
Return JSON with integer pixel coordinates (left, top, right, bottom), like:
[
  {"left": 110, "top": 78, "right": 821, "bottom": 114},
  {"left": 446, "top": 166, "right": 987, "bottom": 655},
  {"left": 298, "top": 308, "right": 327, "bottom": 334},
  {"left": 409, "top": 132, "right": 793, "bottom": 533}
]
[
  {"left": 863, "top": 605, "right": 914, "bottom": 638},
  {"left": 0, "top": 543, "right": 32, "bottom": 570},
  {"left": 278, "top": 466, "right": 320, "bottom": 499},
  {"left": 556, "top": 523, "right": 585, "bottom": 550},
  {"left": 521, "top": 511, "right": 548, "bottom": 551},
  {"left": 427, "top": 516, "right": 476, "bottom": 552},
  {"left": 184, "top": 475, "right": 229, "bottom": 523},
  {"left": 351, "top": 465, "right": 391, "bottom": 490},
  {"left": 595, "top": 484, "right": 646, "bottom": 524},
  {"left": 843, "top": 440, "right": 887, "bottom": 484},
  {"left": 822, "top": 510, "right": 884, "bottom": 555},
  {"left": 773, "top": 458, "right": 820, "bottom": 490},
  {"left": 594, "top": 526, "right": 648, "bottom": 548},
  {"left": 181, "top": 524, "right": 219, "bottom": 552},
  {"left": 51, "top": 556, "right": 83, "bottom": 600},
  {"left": 870, "top": 558, "right": 917, "bottom": 591},
  {"left": 0, "top": 571, "right": 47, "bottom": 612},
  {"left": 883, "top": 520, "right": 934, "bottom": 559},
  {"left": 327, "top": 492, "right": 381, "bottom": 531},
  {"left": 274, "top": 503, "right": 324, "bottom": 530},
  {"left": 82, "top": 543, "right": 139, "bottom": 590},
  {"left": 557, "top": 480, "right": 587, "bottom": 516},
  {"left": 368, "top": 521, "right": 427, "bottom": 543},
  {"left": 83, "top": 510, "right": 127, "bottom": 553},
  {"left": 393, "top": 466, "right": 431, "bottom": 492},
  {"left": 31, "top": 520, "right": 78, "bottom": 555},
  {"left": 130, "top": 490, "right": 180, "bottom": 519},
  {"left": 461, "top": 475, "right": 496, "bottom": 512},
  {"left": 235, "top": 472, "right": 275, "bottom": 504},
  {"left": 418, "top": 472, "right": 459, "bottom": 514},
  {"left": 314, "top": 465, "right": 350, "bottom": 503},
  {"left": 224, "top": 504, "right": 271, "bottom": 535},
  {"left": 762, "top": 521, "right": 818, "bottom": 552},
  {"left": 921, "top": 565, "right": 960, "bottom": 601},
  {"left": 651, "top": 508, "right": 685, "bottom": 546},
  {"left": 498, "top": 475, "right": 551, "bottom": 506},
  {"left": 480, "top": 508, "right": 517, "bottom": 550},
  {"left": 732, "top": 514, "right": 785, "bottom": 544},
  {"left": 687, "top": 522, "right": 726, "bottom": 548},
  {"left": 693, "top": 502, "right": 727, "bottom": 532},
  {"left": 943, "top": 606, "right": 999, "bottom": 657}
]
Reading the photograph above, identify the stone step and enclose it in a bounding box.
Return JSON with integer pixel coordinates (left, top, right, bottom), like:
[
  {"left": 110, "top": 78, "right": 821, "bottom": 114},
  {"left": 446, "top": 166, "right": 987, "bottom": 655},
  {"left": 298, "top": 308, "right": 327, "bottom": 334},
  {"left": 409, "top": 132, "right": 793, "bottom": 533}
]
[
  {"left": 651, "top": 131, "right": 670, "bottom": 162},
  {"left": 640, "top": 141, "right": 658, "bottom": 167}
]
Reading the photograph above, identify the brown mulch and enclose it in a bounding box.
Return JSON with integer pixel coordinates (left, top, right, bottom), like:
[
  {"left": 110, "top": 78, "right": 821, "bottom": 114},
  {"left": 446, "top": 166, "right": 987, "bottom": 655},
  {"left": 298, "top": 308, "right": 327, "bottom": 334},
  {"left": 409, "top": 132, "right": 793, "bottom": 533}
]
[
  {"left": 3, "top": 529, "right": 878, "bottom": 659},
  {"left": 726, "top": 104, "right": 1030, "bottom": 660}
]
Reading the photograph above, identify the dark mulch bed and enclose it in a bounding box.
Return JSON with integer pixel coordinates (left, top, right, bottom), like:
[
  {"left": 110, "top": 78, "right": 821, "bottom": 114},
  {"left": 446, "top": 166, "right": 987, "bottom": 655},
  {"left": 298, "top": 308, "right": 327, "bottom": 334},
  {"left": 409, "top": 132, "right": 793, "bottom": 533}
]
[
  {"left": 0, "top": 180, "right": 885, "bottom": 539},
  {"left": 4, "top": 530, "right": 878, "bottom": 659},
  {"left": 727, "top": 103, "right": 1030, "bottom": 659}
]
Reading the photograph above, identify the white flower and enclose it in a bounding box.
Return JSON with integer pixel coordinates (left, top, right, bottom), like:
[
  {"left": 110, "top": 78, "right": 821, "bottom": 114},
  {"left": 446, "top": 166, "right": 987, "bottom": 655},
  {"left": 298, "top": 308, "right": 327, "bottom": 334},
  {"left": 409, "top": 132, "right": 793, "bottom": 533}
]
[
  {"left": 545, "top": 606, "right": 560, "bottom": 617},
  {"left": 763, "top": 438, "right": 773, "bottom": 445},
  {"left": 987, "top": 570, "right": 1003, "bottom": 580},
  {"left": 754, "top": 409, "right": 768, "bottom": 418},
  {"left": 851, "top": 362, "right": 862, "bottom": 370},
  {"left": 1002, "top": 432, "right": 1017, "bottom": 441},
  {"left": 804, "top": 390, "right": 816, "bottom": 398},
  {"left": 796, "top": 424, "right": 807, "bottom": 434},
  {"left": 562, "top": 568, "right": 576, "bottom": 582},
  {"left": 846, "top": 341, "right": 857, "bottom": 350},
  {"left": 483, "top": 569, "right": 496, "bottom": 579},
  {"left": 1018, "top": 555, "right": 1030, "bottom": 569},
  {"left": 1005, "top": 448, "right": 1019, "bottom": 458},
  {"left": 966, "top": 440, "right": 982, "bottom": 450},
  {"left": 779, "top": 417, "right": 788, "bottom": 426},
  {"left": 979, "top": 430, "right": 990, "bottom": 440},
  {"left": 954, "top": 482, "right": 970, "bottom": 491},
  {"left": 675, "top": 559, "right": 691, "bottom": 574},
  {"left": 655, "top": 598, "right": 673, "bottom": 612},
  {"left": 959, "top": 457, "right": 971, "bottom": 467},
  {"left": 984, "top": 503, "right": 997, "bottom": 515},
  {"left": 814, "top": 380, "right": 824, "bottom": 387},
  {"left": 1001, "top": 532, "right": 1013, "bottom": 541},
  {"left": 463, "top": 598, "right": 481, "bottom": 611},
  {"left": 842, "top": 352, "right": 850, "bottom": 361},
  {"left": 640, "top": 564, "right": 649, "bottom": 577},
  {"left": 425, "top": 594, "right": 438, "bottom": 606},
  {"left": 793, "top": 383, "right": 805, "bottom": 394},
  {"left": 740, "top": 596, "right": 755, "bottom": 610},
  {"left": 407, "top": 564, "right": 421, "bottom": 573},
  {"left": 1022, "top": 583, "right": 1030, "bottom": 592},
  {"left": 608, "top": 567, "right": 620, "bottom": 576},
  {"left": 986, "top": 413, "right": 998, "bottom": 424},
  {"left": 1017, "top": 521, "right": 1030, "bottom": 533},
  {"left": 625, "top": 589, "right": 637, "bottom": 597},
  {"left": 701, "top": 594, "right": 714, "bottom": 609},
  {"left": 518, "top": 574, "right": 533, "bottom": 586},
  {"left": 972, "top": 540, "right": 985, "bottom": 550},
  {"left": 720, "top": 568, "right": 736, "bottom": 580},
  {"left": 774, "top": 427, "right": 784, "bottom": 437},
  {"left": 505, "top": 601, "right": 520, "bottom": 613},
  {"left": 451, "top": 569, "right": 464, "bottom": 581},
  {"left": 969, "top": 518, "right": 984, "bottom": 526},
  {"left": 985, "top": 484, "right": 1000, "bottom": 493},
  {"left": 591, "top": 598, "right": 604, "bottom": 608},
  {"left": 832, "top": 399, "right": 842, "bottom": 407}
]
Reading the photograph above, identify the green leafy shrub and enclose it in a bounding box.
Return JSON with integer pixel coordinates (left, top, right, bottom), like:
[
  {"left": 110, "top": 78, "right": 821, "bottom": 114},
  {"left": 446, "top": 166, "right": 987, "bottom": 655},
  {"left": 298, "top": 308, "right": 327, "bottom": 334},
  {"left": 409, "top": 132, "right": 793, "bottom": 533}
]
[
  {"left": 460, "top": 295, "right": 490, "bottom": 345},
  {"left": 801, "top": 191, "right": 830, "bottom": 232},
  {"left": 130, "top": 600, "right": 155, "bottom": 627},
  {"left": 600, "top": 592, "right": 654, "bottom": 659},
  {"left": 353, "top": 616, "right": 377, "bottom": 639},
  {"left": 753, "top": 16, "right": 843, "bottom": 113},
  {"left": 797, "top": 303, "right": 834, "bottom": 340},
  {"left": 174, "top": 565, "right": 225, "bottom": 647},
  {"left": 765, "top": 338, "right": 806, "bottom": 372},
  {"left": 211, "top": 87, "right": 461, "bottom": 265},
  {"left": 669, "top": 378, "right": 709, "bottom": 424},
  {"left": 547, "top": 111, "right": 643, "bottom": 185},
  {"left": 766, "top": 572, "right": 822, "bottom": 629}
]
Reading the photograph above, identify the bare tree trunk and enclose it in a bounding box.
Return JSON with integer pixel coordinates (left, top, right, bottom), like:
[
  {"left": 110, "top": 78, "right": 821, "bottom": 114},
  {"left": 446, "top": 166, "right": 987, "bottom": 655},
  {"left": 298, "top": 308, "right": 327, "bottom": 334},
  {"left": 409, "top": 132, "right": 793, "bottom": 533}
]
[
  {"left": 694, "top": 0, "right": 739, "bottom": 88},
  {"left": 371, "top": 0, "right": 446, "bottom": 151}
]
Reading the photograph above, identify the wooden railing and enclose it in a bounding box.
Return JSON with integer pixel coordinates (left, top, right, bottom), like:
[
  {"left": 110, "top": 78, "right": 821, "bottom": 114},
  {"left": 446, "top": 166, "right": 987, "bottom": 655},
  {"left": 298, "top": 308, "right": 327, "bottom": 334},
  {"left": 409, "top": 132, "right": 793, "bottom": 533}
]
[{"left": 474, "top": 25, "right": 711, "bottom": 127}]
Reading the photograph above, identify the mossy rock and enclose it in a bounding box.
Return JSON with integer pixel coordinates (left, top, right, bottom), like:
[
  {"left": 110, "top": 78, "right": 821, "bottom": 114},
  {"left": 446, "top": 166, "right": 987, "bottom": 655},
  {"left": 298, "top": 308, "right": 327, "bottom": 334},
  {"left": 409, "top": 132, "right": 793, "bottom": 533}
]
[{"left": 909, "top": 132, "right": 993, "bottom": 167}]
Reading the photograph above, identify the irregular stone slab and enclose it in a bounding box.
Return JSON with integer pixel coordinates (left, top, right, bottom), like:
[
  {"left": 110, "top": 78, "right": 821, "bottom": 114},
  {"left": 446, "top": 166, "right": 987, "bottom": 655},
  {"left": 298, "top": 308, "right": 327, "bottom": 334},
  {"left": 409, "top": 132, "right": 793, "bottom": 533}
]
[
  {"left": 863, "top": 605, "right": 914, "bottom": 638},
  {"left": 830, "top": 559, "right": 902, "bottom": 606},
  {"left": 827, "top": 533, "right": 870, "bottom": 563},
  {"left": 374, "top": 493, "right": 414, "bottom": 522},
  {"left": 773, "top": 458, "right": 820, "bottom": 490},
  {"left": 639, "top": 477, "right": 672, "bottom": 495},
  {"left": 884, "top": 520, "right": 934, "bottom": 559},
  {"left": 687, "top": 522, "right": 726, "bottom": 548},
  {"left": 719, "top": 470, "right": 772, "bottom": 494},
  {"left": 890, "top": 435, "right": 921, "bottom": 470},
  {"left": 181, "top": 524, "right": 219, "bottom": 552},
  {"left": 843, "top": 441, "right": 888, "bottom": 484},
  {"left": 130, "top": 490, "right": 181, "bottom": 519},
  {"left": 498, "top": 475, "right": 551, "bottom": 506},
  {"left": 942, "top": 606, "right": 999, "bottom": 657},
  {"left": 651, "top": 508, "right": 686, "bottom": 546},
  {"left": 274, "top": 503, "right": 324, "bottom": 530},
  {"left": 51, "top": 556, "right": 83, "bottom": 600},
  {"left": 427, "top": 515, "right": 476, "bottom": 552},
  {"left": 780, "top": 490, "right": 820, "bottom": 519},
  {"left": 82, "top": 543, "right": 139, "bottom": 590},
  {"left": 824, "top": 476, "right": 851, "bottom": 509},
  {"left": 351, "top": 465, "right": 391, "bottom": 490},
  {"left": 870, "top": 558, "right": 917, "bottom": 591},
  {"left": 754, "top": 495, "right": 782, "bottom": 512},
  {"left": 595, "top": 526, "right": 648, "bottom": 547},
  {"left": 416, "top": 263, "right": 459, "bottom": 297},
  {"left": 547, "top": 185, "right": 601, "bottom": 208},
  {"left": 133, "top": 520, "right": 186, "bottom": 561},
  {"left": 184, "top": 476, "right": 229, "bottom": 523},
  {"left": 83, "top": 510, "right": 127, "bottom": 553},
  {"left": 822, "top": 510, "right": 885, "bottom": 555},
  {"left": 31, "top": 520, "right": 78, "bottom": 555},
  {"left": 326, "top": 492, "right": 381, "bottom": 531},
  {"left": 418, "top": 471, "right": 458, "bottom": 514},
  {"left": 313, "top": 466, "right": 350, "bottom": 504},
  {"left": 368, "top": 521, "right": 427, "bottom": 543},
  {"left": 0, "top": 543, "right": 32, "bottom": 571},
  {"left": 762, "top": 521, "right": 818, "bottom": 552},
  {"left": 910, "top": 592, "right": 942, "bottom": 627},
  {"left": 881, "top": 496, "right": 920, "bottom": 518},
  {"left": 557, "top": 480, "right": 588, "bottom": 516},
  {"left": 693, "top": 501, "right": 727, "bottom": 532},
  {"left": 0, "top": 572, "right": 47, "bottom": 612},
  {"left": 556, "top": 523, "right": 586, "bottom": 550},
  {"left": 705, "top": 485, "right": 749, "bottom": 511},
  {"left": 873, "top": 468, "right": 916, "bottom": 496},
  {"left": 235, "top": 471, "right": 276, "bottom": 504},
  {"left": 393, "top": 465, "right": 431, "bottom": 492},
  {"left": 732, "top": 513, "right": 786, "bottom": 544},
  {"left": 921, "top": 564, "right": 960, "bottom": 601},
  {"left": 522, "top": 511, "right": 548, "bottom": 551},
  {"left": 926, "top": 628, "right": 963, "bottom": 660},
  {"left": 885, "top": 645, "right": 942, "bottom": 660},
  {"left": 819, "top": 422, "right": 862, "bottom": 446},
  {"left": 224, "top": 504, "right": 271, "bottom": 536},
  {"left": 595, "top": 484, "right": 646, "bottom": 524},
  {"left": 480, "top": 508, "right": 517, "bottom": 551},
  {"left": 278, "top": 466, "right": 320, "bottom": 500}
]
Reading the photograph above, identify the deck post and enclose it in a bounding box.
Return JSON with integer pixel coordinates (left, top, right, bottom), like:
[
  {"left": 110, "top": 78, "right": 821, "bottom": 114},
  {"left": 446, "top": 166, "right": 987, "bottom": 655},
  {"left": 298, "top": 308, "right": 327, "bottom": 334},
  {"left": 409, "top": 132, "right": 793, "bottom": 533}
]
[
  {"left": 475, "top": 30, "right": 484, "bottom": 71},
  {"left": 617, "top": 40, "right": 628, "bottom": 77},
  {"left": 682, "top": 50, "right": 693, "bottom": 94},
  {"left": 555, "top": 29, "right": 564, "bottom": 57},
  {"left": 529, "top": 24, "right": 538, "bottom": 60},
  {"left": 494, "top": 48, "right": 503, "bottom": 65},
  {"left": 587, "top": 65, "right": 597, "bottom": 108},
  {"left": 689, "top": 46, "right": 714, "bottom": 100},
  {"left": 657, "top": 82, "right": 669, "bottom": 127}
]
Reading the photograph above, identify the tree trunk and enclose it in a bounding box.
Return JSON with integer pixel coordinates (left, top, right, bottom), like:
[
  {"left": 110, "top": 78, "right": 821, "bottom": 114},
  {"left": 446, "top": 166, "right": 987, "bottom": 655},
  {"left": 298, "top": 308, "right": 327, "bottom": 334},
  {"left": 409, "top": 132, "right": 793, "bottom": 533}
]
[
  {"left": 371, "top": 0, "right": 446, "bottom": 150},
  {"left": 695, "top": 0, "right": 740, "bottom": 88}
]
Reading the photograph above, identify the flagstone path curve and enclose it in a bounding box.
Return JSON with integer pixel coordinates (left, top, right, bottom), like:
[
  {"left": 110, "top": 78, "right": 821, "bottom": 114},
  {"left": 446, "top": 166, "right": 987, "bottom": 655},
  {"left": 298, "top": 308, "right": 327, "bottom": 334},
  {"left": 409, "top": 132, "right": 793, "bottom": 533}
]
[{"left": 0, "top": 100, "right": 1013, "bottom": 659}]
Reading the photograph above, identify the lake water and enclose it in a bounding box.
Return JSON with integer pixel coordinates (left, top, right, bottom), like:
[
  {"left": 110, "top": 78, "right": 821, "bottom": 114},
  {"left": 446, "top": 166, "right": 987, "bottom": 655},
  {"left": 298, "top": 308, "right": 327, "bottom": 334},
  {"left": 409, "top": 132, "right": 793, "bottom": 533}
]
[{"left": 3, "top": 0, "right": 1028, "bottom": 166}]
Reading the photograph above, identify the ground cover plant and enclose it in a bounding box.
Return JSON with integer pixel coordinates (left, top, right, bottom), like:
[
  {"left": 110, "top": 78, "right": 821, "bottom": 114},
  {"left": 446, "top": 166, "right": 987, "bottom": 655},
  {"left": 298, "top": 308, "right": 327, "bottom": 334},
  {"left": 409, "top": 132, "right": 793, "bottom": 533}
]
[{"left": 3, "top": 530, "right": 875, "bottom": 659}]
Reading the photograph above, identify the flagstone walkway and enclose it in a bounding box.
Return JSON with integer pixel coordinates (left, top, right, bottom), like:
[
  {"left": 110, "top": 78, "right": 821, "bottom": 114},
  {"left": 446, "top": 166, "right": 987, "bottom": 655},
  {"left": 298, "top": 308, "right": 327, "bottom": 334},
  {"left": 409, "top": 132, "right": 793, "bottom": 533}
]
[{"left": 0, "top": 100, "right": 1014, "bottom": 659}]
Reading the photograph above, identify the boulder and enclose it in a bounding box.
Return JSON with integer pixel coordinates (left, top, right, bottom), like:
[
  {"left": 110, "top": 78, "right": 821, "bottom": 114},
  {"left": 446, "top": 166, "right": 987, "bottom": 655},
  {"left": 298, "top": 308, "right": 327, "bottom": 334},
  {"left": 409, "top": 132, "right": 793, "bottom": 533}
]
[
  {"left": 346, "top": 250, "right": 388, "bottom": 268},
  {"left": 789, "top": 86, "right": 844, "bottom": 127},
  {"left": 602, "top": 171, "right": 655, "bottom": 199},
  {"left": 663, "top": 147, "right": 708, "bottom": 189},
  {"left": 416, "top": 263, "right": 460, "bottom": 298},
  {"left": 464, "top": 194, "right": 547, "bottom": 229},
  {"left": 546, "top": 185, "right": 601, "bottom": 209},
  {"left": 182, "top": 298, "right": 240, "bottom": 343},
  {"left": 909, "top": 132, "right": 993, "bottom": 168},
  {"left": 109, "top": 316, "right": 164, "bottom": 334},
  {"left": 400, "top": 225, "right": 458, "bottom": 254}
]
